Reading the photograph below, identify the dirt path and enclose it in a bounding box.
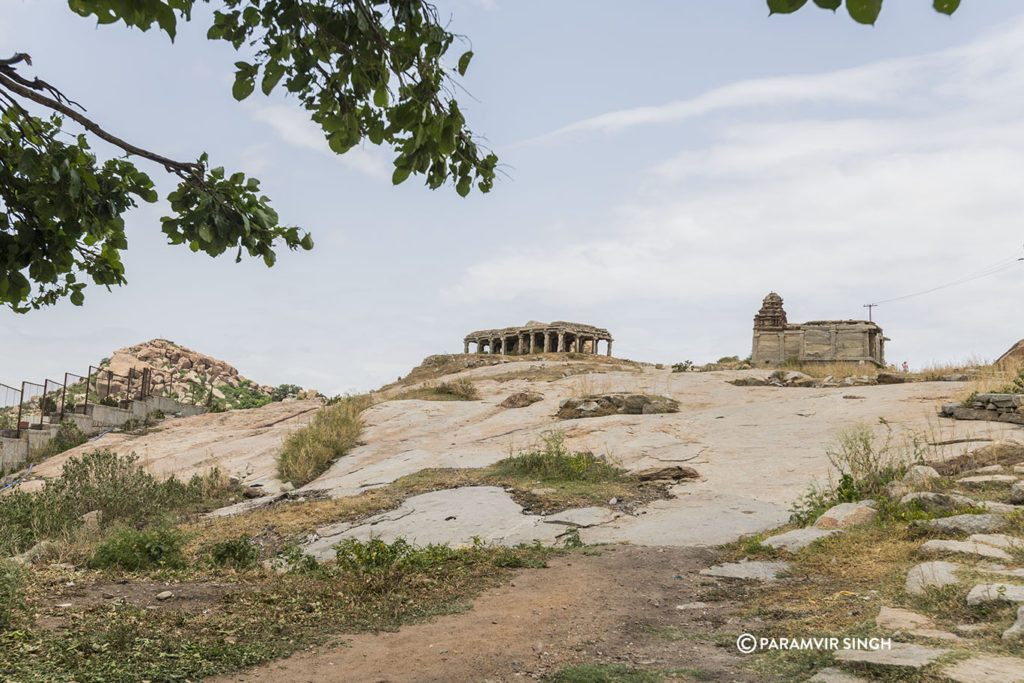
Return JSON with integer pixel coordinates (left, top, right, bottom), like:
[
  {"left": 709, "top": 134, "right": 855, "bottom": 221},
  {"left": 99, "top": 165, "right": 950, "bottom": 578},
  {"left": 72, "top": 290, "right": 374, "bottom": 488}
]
[{"left": 207, "top": 546, "right": 769, "bottom": 683}]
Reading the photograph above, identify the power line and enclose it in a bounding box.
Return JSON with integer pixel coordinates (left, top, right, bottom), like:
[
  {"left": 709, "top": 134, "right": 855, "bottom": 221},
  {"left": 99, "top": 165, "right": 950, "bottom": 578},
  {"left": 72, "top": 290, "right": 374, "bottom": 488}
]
[{"left": 864, "top": 249, "right": 1024, "bottom": 311}]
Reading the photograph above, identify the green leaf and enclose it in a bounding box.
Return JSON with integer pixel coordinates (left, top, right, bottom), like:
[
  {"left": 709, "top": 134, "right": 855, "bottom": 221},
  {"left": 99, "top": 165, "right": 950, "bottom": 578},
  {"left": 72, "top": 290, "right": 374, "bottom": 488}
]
[
  {"left": 813, "top": 0, "right": 842, "bottom": 9},
  {"left": 261, "top": 63, "right": 285, "bottom": 95},
  {"left": 457, "top": 51, "right": 473, "bottom": 76},
  {"left": 846, "top": 0, "right": 883, "bottom": 24},
  {"left": 70, "top": 290, "right": 84, "bottom": 306},
  {"left": 455, "top": 177, "right": 471, "bottom": 197},
  {"left": 232, "top": 72, "right": 255, "bottom": 101},
  {"left": 373, "top": 87, "right": 388, "bottom": 108},
  {"left": 392, "top": 166, "right": 412, "bottom": 185},
  {"left": 767, "top": 0, "right": 808, "bottom": 14},
  {"left": 933, "top": 0, "right": 960, "bottom": 15}
]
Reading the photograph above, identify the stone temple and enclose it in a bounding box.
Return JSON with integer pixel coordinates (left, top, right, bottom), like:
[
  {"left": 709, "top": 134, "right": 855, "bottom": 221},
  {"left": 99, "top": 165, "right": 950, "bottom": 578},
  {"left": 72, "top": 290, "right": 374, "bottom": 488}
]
[
  {"left": 464, "top": 321, "right": 613, "bottom": 356},
  {"left": 751, "top": 293, "right": 886, "bottom": 367}
]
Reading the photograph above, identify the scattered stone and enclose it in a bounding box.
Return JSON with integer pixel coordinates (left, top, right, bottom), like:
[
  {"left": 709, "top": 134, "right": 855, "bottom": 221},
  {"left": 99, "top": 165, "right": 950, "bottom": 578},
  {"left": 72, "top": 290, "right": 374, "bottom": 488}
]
[
  {"left": 833, "top": 642, "right": 950, "bottom": 669},
  {"left": 10, "top": 540, "right": 57, "bottom": 566},
  {"left": 885, "top": 481, "right": 911, "bottom": 498},
  {"left": 985, "top": 568, "right": 1024, "bottom": 579},
  {"left": 1003, "top": 606, "right": 1024, "bottom": 641},
  {"left": 905, "top": 561, "right": 960, "bottom": 595},
  {"left": 699, "top": 559, "right": 791, "bottom": 581},
  {"left": 966, "top": 583, "right": 1024, "bottom": 605},
  {"left": 900, "top": 491, "right": 977, "bottom": 513},
  {"left": 957, "top": 475, "right": 1018, "bottom": 487},
  {"left": 155, "top": 591, "right": 173, "bottom": 601},
  {"left": 675, "top": 602, "right": 707, "bottom": 610},
  {"left": 943, "top": 655, "right": 1024, "bottom": 683},
  {"left": 607, "top": 497, "right": 618, "bottom": 505},
  {"left": 632, "top": 466, "right": 699, "bottom": 482},
  {"left": 979, "top": 501, "right": 1018, "bottom": 514},
  {"left": 955, "top": 623, "right": 988, "bottom": 635},
  {"left": 543, "top": 507, "right": 617, "bottom": 528},
  {"left": 917, "top": 514, "right": 1006, "bottom": 535},
  {"left": 941, "top": 374, "right": 970, "bottom": 382},
  {"left": 966, "top": 464, "right": 1006, "bottom": 475},
  {"left": 1015, "top": 465, "right": 1024, "bottom": 476},
  {"left": 530, "top": 488, "right": 557, "bottom": 496},
  {"left": 279, "top": 481, "right": 295, "bottom": 493},
  {"left": 903, "top": 465, "right": 940, "bottom": 486},
  {"left": 500, "top": 391, "right": 544, "bottom": 409},
  {"left": 1012, "top": 482, "right": 1024, "bottom": 505},
  {"left": 101, "top": 592, "right": 115, "bottom": 599},
  {"left": 814, "top": 503, "right": 877, "bottom": 529},
  {"left": 876, "top": 373, "right": 907, "bottom": 384},
  {"left": 919, "top": 539, "right": 1012, "bottom": 561},
  {"left": 807, "top": 668, "right": 870, "bottom": 683},
  {"left": 556, "top": 394, "right": 678, "bottom": 419},
  {"left": 969, "top": 533, "right": 1024, "bottom": 550},
  {"left": 763, "top": 528, "right": 842, "bottom": 552}
]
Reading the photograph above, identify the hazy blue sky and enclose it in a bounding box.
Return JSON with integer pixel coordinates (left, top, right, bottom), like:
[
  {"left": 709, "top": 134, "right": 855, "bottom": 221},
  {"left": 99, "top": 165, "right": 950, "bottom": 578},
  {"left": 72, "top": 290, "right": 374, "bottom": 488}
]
[{"left": 2, "top": 1, "right": 1024, "bottom": 394}]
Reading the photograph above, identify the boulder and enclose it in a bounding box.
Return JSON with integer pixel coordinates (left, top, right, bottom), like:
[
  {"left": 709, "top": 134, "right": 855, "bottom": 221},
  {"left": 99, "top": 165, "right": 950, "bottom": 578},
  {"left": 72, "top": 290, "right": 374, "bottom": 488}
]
[
  {"left": 905, "top": 561, "right": 960, "bottom": 595},
  {"left": 900, "top": 491, "right": 977, "bottom": 513},
  {"left": 1003, "top": 606, "right": 1024, "bottom": 641},
  {"left": 968, "top": 533, "right": 1024, "bottom": 550},
  {"left": 1012, "top": 482, "right": 1024, "bottom": 505},
  {"left": 876, "top": 373, "right": 907, "bottom": 384},
  {"left": 500, "top": 392, "right": 544, "bottom": 409},
  {"left": 814, "top": 503, "right": 877, "bottom": 529},
  {"left": 966, "top": 583, "right": 1024, "bottom": 605},
  {"left": 80, "top": 510, "right": 101, "bottom": 534}
]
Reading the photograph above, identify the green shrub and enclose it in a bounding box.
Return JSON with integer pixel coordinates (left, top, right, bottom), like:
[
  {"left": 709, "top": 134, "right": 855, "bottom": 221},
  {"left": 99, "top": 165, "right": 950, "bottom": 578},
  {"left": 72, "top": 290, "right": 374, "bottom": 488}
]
[
  {"left": 0, "top": 450, "right": 236, "bottom": 556},
  {"left": 491, "top": 431, "right": 623, "bottom": 483},
  {"left": 278, "top": 394, "right": 373, "bottom": 486},
  {"left": 0, "top": 559, "right": 25, "bottom": 631},
  {"left": 34, "top": 420, "right": 87, "bottom": 460},
  {"left": 207, "top": 536, "right": 260, "bottom": 569},
  {"left": 217, "top": 380, "right": 273, "bottom": 410},
  {"left": 90, "top": 526, "right": 187, "bottom": 571},
  {"left": 671, "top": 361, "right": 693, "bottom": 372}
]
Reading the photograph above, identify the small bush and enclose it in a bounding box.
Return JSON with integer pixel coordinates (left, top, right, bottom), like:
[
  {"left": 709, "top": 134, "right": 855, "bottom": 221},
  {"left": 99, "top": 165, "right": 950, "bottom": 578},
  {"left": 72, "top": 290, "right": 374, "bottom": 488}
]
[
  {"left": 491, "top": 431, "right": 623, "bottom": 483},
  {"left": 434, "top": 379, "right": 479, "bottom": 400},
  {"left": 217, "top": 380, "right": 273, "bottom": 410},
  {"left": 671, "top": 361, "right": 693, "bottom": 372},
  {"left": 89, "top": 526, "right": 187, "bottom": 571},
  {"left": 271, "top": 383, "right": 304, "bottom": 402},
  {"left": 0, "top": 560, "right": 26, "bottom": 631},
  {"left": 207, "top": 536, "right": 260, "bottom": 569},
  {"left": 34, "top": 420, "right": 87, "bottom": 460},
  {"left": 278, "top": 394, "right": 373, "bottom": 486}
]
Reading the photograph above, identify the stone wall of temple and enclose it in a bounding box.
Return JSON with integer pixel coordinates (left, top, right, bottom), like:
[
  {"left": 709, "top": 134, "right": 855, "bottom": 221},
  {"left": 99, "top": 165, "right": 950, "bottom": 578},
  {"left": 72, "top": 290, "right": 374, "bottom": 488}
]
[{"left": 751, "top": 293, "right": 886, "bottom": 367}]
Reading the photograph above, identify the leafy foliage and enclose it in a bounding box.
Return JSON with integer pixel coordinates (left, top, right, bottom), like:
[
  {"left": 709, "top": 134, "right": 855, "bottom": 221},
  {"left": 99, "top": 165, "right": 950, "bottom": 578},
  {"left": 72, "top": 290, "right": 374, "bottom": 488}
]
[
  {"left": 491, "top": 431, "right": 624, "bottom": 483},
  {"left": 767, "top": 0, "right": 959, "bottom": 24},
  {"left": 271, "top": 383, "right": 303, "bottom": 401},
  {"left": 89, "top": 525, "right": 187, "bottom": 570},
  {"left": 1, "top": 0, "right": 496, "bottom": 310},
  {"left": 207, "top": 535, "right": 261, "bottom": 569},
  {"left": 0, "top": 560, "right": 25, "bottom": 631}
]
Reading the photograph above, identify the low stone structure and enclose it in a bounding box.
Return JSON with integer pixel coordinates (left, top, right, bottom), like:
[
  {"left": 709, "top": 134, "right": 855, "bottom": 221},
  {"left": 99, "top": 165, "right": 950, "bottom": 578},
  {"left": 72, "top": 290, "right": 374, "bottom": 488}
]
[
  {"left": 750, "top": 292, "right": 886, "bottom": 367},
  {"left": 463, "top": 321, "right": 613, "bottom": 356},
  {"left": 940, "top": 394, "right": 1024, "bottom": 425}
]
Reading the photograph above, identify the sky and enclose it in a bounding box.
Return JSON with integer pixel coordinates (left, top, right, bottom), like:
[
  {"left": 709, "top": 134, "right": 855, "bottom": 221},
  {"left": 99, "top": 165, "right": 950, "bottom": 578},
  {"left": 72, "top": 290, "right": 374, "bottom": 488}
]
[{"left": 2, "top": 0, "right": 1024, "bottom": 394}]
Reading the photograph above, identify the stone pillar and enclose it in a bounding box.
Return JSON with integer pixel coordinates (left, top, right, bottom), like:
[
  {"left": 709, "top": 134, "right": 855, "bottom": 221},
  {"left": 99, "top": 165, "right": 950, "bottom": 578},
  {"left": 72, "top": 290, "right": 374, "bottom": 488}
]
[
  {"left": 543, "top": 332, "right": 550, "bottom": 352},
  {"left": 463, "top": 340, "right": 469, "bottom": 354},
  {"left": 557, "top": 332, "right": 565, "bottom": 352},
  {"left": 477, "top": 341, "right": 484, "bottom": 353},
  {"left": 520, "top": 333, "right": 528, "bottom": 354},
  {"left": 607, "top": 340, "right": 613, "bottom": 357},
  {"left": 492, "top": 338, "right": 499, "bottom": 354}
]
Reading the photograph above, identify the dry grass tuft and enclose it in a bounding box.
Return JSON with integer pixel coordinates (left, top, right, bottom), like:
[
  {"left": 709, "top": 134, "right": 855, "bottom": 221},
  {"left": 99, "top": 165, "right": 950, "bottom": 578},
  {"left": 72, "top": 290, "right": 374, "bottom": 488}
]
[
  {"left": 277, "top": 394, "right": 374, "bottom": 487},
  {"left": 394, "top": 378, "right": 479, "bottom": 401}
]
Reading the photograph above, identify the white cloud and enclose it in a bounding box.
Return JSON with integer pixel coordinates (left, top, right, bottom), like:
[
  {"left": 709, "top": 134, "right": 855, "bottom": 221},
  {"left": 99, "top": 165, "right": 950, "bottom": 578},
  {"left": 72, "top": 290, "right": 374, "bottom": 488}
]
[
  {"left": 251, "top": 104, "right": 392, "bottom": 180},
  {"left": 448, "top": 19, "right": 1024, "bottom": 364}
]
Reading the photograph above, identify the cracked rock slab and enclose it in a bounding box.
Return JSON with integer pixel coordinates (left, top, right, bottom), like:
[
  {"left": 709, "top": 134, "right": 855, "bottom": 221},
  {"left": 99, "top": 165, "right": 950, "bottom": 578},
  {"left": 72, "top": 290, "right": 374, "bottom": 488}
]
[
  {"left": 699, "top": 559, "right": 790, "bottom": 581},
  {"left": 833, "top": 642, "right": 951, "bottom": 669},
  {"left": 970, "top": 533, "right": 1024, "bottom": 550},
  {"left": 814, "top": 503, "right": 876, "bottom": 529},
  {"left": 304, "top": 486, "right": 558, "bottom": 559},
  {"left": 943, "top": 655, "right": 1024, "bottom": 683},
  {"left": 957, "top": 474, "right": 1019, "bottom": 487},
  {"left": 542, "top": 507, "right": 618, "bottom": 528},
  {"left": 917, "top": 514, "right": 1006, "bottom": 535},
  {"left": 919, "top": 539, "right": 1013, "bottom": 561},
  {"left": 762, "top": 528, "right": 842, "bottom": 552}
]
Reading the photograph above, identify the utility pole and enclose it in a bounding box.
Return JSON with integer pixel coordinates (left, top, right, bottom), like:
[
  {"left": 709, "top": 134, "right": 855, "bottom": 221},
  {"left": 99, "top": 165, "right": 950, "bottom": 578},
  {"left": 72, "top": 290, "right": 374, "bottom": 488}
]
[{"left": 863, "top": 303, "right": 877, "bottom": 322}]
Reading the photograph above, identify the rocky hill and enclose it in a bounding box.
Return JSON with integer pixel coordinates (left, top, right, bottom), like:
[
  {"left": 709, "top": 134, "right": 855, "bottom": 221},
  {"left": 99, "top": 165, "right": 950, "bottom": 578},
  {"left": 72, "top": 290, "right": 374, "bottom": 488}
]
[{"left": 102, "top": 339, "right": 301, "bottom": 408}]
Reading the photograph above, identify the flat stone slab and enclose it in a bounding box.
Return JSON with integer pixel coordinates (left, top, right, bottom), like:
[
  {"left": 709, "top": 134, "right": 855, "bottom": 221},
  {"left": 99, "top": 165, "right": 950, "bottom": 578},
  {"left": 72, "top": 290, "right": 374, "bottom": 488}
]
[
  {"left": 903, "top": 465, "right": 940, "bottom": 486},
  {"left": 699, "top": 559, "right": 790, "bottom": 581},
  {"left": 807, "top": 668, "right": 870, "bottom": 683},
  {"left": 918, "top": 513, "right": 1006, "bottom": 535},
  {"left": 906, "top": 561, "right": 961, "bottom": 595},
  {"left": 900, "top": 491, "right": 976, "bottom": 513},
  {"left": 542, "top": 507, "right": 618, "bottom": 528},
  {"left": 920, "top": 539, "right": 1013, "bottom": 561},
  {"left": 967, "top": 583, "right": 1024, "bottom": 605},
  {"left": 876, "top": 606, "right": 933, "bottom": 630},
  {"left": 970, "top": 533, "right": 1024, "bottom": 550},
  {"left": 957, "top": 475, "right": 1019, "bottom": 486},
  {"left": 762, "top": 528, "right": 842, "bottom": 552},
  {"left": 943, "top": 655, "right": 1024, "bottom": 683},
  {"left": 305, "top": 486, "right": 557, "bottom": 559},
  {"left": 833, "top": 642, "right": 951, "bottom": 669}
]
